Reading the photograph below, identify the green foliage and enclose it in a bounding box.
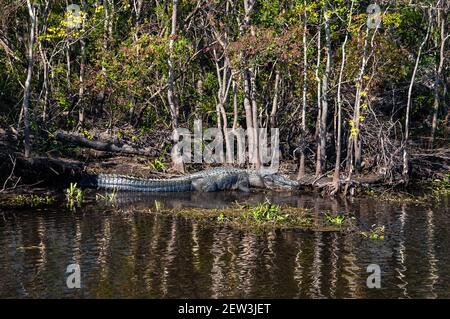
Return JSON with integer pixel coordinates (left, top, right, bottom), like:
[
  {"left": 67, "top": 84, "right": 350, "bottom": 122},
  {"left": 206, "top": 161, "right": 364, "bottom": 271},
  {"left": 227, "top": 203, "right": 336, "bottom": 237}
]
[
  {"left": 325, "top": 213, "right": 347, "bottom": 226},
  {"left": 12, "top": 194, "right": 55, "bottom": 207},
  {"left": 82, "top": 129, "right": 94, "bottom": 140},
  {"left": 248, "top": 200, "right": 283, "bottom": 223},
  {"left": 195, "top": 72, "right": 219, "bottom": 116},
  {"left": 1, "top": 0, "right": 447, "bottom": 183},
  {"left": 432, "top": 174, "right": 450, "bottom": 195},
  {"left": 150, "top": 157, "right": 167, "bottom": 172},
  {"left": 96, "top": 188, "right": 118, "bottom": 204},
  {"left": 54, "top": 90, "right": 70, "bottom": 110},
  {"left": 217, "top": 212, "right": 226, "bottom": 222},
  {"left": 149, "top": 145, "right": 169, "bottom": 172},
  {"left": 361, "top": 225, "right": 385, "bottom": 240},
  {"left": 230, "top": 200, "right": 312, "bottom": 228},
  {"left": 65, "top": 183, "right": 83, "bottom": 209},
  {"left": 255, "top": 0, "right": 283, "bottom": 28}
]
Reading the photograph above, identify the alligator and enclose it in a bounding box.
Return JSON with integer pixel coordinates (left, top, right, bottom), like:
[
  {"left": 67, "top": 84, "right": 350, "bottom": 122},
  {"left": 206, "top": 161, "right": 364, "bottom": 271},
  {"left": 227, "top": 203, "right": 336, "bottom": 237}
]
[{"left": 81, "top": 167, "right": 302, "bottom": 192}]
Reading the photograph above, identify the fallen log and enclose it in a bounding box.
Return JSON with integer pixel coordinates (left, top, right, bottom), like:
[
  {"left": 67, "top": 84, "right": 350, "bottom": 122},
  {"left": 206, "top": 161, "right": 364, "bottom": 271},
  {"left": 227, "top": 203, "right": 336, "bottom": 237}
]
[
  {"left": 12, "top": 155, "right": 85, "bottom": 188},
  {"left": 55, "top": 132, "right": 156, "bottom": 157}
]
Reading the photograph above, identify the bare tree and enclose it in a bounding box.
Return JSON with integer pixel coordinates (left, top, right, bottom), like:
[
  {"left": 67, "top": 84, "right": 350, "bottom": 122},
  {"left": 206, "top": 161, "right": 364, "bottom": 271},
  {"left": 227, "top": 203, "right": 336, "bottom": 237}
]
[
  {"left": 77, "top": 0, "right": 87, "bottom": 128},
  {"left": 430, "top": 1, "right": 449, "bottom": 147},
  {"left": 236, "top": 0, "right": 260, "bottom": 168},
  {"left": 270, "top": 69, "right": 280, "bottom": 129},
  {"left": 317, "top": 7, "right": 331, "bottom": 175},
  {"left": 298, "top": 0, "right": 308, "bottom": 179},
  {"left": 314, "top": 12, "right": 322, "bottom": 176},
  {"left": 37, "top": 0, "right": 49, "bottom": 122},
  {"left": 403, "top": 8, "right": 432, "bottom": 182},
  {"left": 168, "top": 0, "right": 184, "bottom": 172},
  {"left": 332, "top": 0, "right": 354, "bottom": 194},
  {"left": 23, "top": 0, "right": 36, "bottom": 158}
]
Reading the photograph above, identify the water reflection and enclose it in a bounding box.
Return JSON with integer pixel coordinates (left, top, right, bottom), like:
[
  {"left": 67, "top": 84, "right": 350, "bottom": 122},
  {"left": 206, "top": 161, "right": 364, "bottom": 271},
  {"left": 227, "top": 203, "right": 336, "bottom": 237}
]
[
  {"left": 426, "top": 209, "right": 438, "bottom": 298},
  {"left": 0, "top": 192, "right": 449, "bottom": 298}
]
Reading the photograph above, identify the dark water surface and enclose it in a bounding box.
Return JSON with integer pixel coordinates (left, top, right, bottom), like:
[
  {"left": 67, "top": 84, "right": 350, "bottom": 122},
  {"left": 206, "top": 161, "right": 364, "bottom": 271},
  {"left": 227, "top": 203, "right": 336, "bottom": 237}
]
[{"left": 0, "top": 191, "right": 449, "bottom": 298}]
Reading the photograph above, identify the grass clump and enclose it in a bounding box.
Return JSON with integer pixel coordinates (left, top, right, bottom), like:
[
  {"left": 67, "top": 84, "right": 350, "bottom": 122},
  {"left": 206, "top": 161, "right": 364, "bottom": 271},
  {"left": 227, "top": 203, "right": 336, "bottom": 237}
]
[
  {"left": 247, "top": 201, "right": 284, "bottom": 223},
  {"left": 150, "top": 157, "right": 167, "bottom": 172},
  {"left": 432, "top": 173, "right": 450, "bottom": 195},
  {"left": 363, "top": 187, "right": 428, "bottom": 204},
  {"left": 149, "top": 146, "right": 169, "bottom": 172},
  {"left": 325, "top": 213, "right": 347, "bottom": 226},
  {"left": 65, "top": 183, "right": 83, "bottom": 209},
  {"left": 96, "top": 188, "right": 118, "bottom": 204},
  {"left": 148, "top": 201, "right": 356, "bottom": 232},
  {"left": 361, "top": 224, "right": 385, "bottom": 240},
  {"left": 11, "top": 194, "right": 55, "bottom": 207},
  {"left": 195, "top": 200, "right": 314, "bottom": 230},
  {"left": 234, "top": 200, "right": 314, "bottom": 228}
]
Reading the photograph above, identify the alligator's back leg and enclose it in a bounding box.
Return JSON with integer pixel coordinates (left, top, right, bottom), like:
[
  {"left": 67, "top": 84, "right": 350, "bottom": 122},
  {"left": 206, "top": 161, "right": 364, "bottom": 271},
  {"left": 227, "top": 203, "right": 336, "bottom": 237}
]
[
  {"left": 237, "top": 183, "right": 250, "bottom": 192},
  {"left": 191, "top": 174, "right": 245, "bottom": 192},
  {"left": 191, "top": 177, "right": 218, "bottom": 192}
]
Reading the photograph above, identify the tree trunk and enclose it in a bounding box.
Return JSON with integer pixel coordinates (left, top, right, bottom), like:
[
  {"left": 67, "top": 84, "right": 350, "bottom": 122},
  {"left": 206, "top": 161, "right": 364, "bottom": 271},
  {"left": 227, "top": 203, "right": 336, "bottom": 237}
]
[
  {"left": 37, "top": 0, "right": 49, "bottom": 122},
  {"left": 314, "top": 12, "right": 322, "bottom": 177},
  {"left": 232, "top": 80, "right": 238, "bottom": 129},
  {"left": 168, "top": 0, "right": 184, "bottom": 172},
  {"left": 250, "top": 67, "right": 261, "bottom": 169},
  {"left": 298, "top": 0, "right": 308, "bottom": 179},
  {"left": 23, "top": 0, "right": 36, "bottom": 158},
  {"left": 403, "top": 9, "right": 432, "bottom": 182},
  {"left": 270, "top": 70, "right": 280, "bottom": 128},
  {"left": 239, "top": 0, "right": 258, "bottom": 168},
  {"left": 77, "top": 0, "right": 86, "bottom": 128},
  {"left": 242, "top": 69, "right": 254, "bottom": 164},
  {"left": 318, "top": 10, "right": 331, "bottom": 175},
  {"left": 352, "top": 27, "right": 370, "bottom": 172},
  {"left": 430, "top": 7, "right": 448, "bottom": 147},
  {"left": 332, "top": 1, "right": 354, "bottom": 193}
]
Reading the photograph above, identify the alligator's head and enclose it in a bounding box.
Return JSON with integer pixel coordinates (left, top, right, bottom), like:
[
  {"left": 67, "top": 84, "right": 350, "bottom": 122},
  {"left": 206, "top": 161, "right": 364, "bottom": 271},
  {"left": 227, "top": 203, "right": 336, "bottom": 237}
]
[{"left": 248, "top": 170, "right": 301, "bottom": 190}]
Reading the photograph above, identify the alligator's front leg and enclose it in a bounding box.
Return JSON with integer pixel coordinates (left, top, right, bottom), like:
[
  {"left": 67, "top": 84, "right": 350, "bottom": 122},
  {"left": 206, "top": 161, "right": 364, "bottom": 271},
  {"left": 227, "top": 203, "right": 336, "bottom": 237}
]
[{"left": 191, "top": 173, "right": 250, "bottom": 192}]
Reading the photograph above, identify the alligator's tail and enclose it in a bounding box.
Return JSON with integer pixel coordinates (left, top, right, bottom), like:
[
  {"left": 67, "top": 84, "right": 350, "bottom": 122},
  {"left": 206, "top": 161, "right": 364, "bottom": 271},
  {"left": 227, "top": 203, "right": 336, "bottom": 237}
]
[{"left": 80, "top": 174, "right": 193, "bottom": 192}]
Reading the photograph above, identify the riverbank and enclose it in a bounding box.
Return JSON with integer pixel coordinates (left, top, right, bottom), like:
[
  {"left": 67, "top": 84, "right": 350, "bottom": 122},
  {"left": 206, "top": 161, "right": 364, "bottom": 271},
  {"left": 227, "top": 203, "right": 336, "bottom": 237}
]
[{"left": 1, "top": 127, "right": 448, "bottom": 196}]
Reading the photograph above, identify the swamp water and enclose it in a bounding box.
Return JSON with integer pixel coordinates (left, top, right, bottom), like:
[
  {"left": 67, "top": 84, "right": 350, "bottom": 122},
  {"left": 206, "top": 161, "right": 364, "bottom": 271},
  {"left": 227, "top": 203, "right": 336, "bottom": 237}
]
[{"left": 0, "top": 191, "right": 449, "bottom": 298}]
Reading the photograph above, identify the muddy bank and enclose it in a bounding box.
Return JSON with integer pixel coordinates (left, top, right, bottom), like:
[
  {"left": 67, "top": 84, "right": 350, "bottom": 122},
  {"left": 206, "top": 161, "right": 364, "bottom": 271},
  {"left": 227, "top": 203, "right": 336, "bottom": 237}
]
[{"left": 1, "top": 127, "right": 448, "bottom": 195}]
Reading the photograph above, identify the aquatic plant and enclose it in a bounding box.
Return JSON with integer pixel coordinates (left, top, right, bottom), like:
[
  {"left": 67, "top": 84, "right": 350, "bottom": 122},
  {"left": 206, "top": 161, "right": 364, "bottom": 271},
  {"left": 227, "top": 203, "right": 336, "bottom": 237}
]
[
  {"left": 65, "top": 183, "right": 83, "bottom": 208},
  {"left": 432, "top": 173, "right": 450, "bottom": 195},
  {"left": 247, "top": 200, "right": 284, "bottom": 223},
  {"left": 361, "top": 224, "right": 385, "bottom": 240},
  {"left": 154, "top": 200, "right": 162, "bottom": 211},
  {"left": 217, "top": 212, "right": 227, "bottom": 222},
  {"left": 363, "top": 187, "right": 428, "bottom": 204},
  {"left": 96, "top": 188, "right": 118, "bottom": 203},
  {"left": 232, "top": 200, "right": 314, "bottom": 228},
  {"left": 325, "top": 213, "right": 347, "bottom": 226},
  {"left": 12, "top": 194, "right": 55, "bottom": 207}
]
